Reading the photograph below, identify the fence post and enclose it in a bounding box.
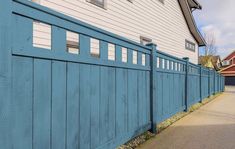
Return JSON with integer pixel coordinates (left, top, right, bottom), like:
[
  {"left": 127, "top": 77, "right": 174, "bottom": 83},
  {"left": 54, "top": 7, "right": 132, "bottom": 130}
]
[
  {"left": 208, "top": 70, "right": 211, "bottom": 97},
  {"left": 199, "top": 65, "right": 203, "bottom": 103},
  {"left": 223, "top": 76, "right": 225, "bottom": 92},
  {"left": 0, "top": 1, "right": 12, "bottom": 148},
  {"left": 147, "top": 43, "right": 157, "bottom": 134},
  {"left": 183, "top": 57, "right": 189, "bottom": 112},
  {"left": 214, "top": 71, "right": 216, "bottom": 94}
]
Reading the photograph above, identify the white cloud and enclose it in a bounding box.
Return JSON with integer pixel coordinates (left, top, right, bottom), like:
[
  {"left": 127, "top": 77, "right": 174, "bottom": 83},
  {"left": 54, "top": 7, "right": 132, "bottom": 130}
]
[{"left": 193, "top": 0, "right": 235, "bottom": 59}]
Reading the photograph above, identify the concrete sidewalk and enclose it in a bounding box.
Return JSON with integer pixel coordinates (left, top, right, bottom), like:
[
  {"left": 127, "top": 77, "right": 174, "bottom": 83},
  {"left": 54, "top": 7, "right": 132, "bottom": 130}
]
[{"left": 138, "top": 86, "right": 235, "bottom": 149}]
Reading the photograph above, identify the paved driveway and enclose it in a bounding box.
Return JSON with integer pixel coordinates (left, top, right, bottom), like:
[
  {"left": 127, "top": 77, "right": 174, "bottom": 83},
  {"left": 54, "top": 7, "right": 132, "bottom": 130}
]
[{"left": 138, "top": 86, "right": 235, "bottom": 149}]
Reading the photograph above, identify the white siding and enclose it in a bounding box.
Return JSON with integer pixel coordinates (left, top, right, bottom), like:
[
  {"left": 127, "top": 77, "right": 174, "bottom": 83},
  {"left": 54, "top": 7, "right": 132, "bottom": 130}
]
[{"left": 33, "top": 0, "right": 199, "bottom": 64}]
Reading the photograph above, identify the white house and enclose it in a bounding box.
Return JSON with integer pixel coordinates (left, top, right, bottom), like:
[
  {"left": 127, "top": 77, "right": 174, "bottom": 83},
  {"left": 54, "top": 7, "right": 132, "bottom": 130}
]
[{"left": 32, "top": 0, "right": 205, "bottom": 64}]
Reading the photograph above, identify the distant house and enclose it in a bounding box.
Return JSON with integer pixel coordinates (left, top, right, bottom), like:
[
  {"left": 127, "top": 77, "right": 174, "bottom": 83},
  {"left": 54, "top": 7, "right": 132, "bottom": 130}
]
[
  {"left": 31, "top": 0, "right": 206, "bottom": 64},
  {"left": 199, "top": 55, "right": 222, "bottom": 71},
  {"left": 220, "top": 51, "right": 235, "bottom": 85}
]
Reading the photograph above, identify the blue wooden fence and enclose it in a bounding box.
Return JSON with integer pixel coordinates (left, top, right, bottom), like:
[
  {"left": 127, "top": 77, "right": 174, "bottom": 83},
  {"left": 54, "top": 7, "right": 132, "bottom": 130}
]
[{"left": 0, "top": 0, "right": 225, "bottom": 149}]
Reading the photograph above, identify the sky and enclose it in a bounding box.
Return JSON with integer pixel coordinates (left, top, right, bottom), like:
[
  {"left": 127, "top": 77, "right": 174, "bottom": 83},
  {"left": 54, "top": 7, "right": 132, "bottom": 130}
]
[{"left": 193, "top": 0, "right": 235, "bottom": 59}]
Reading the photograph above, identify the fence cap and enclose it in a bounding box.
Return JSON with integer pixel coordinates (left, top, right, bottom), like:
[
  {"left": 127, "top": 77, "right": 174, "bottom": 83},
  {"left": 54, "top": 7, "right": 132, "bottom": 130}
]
[
  {"left": 146, "top": 43, "right": 157, "bottom": 48},
  {"left": 183, "top": 57, "right": 189, "bottom": 61}
]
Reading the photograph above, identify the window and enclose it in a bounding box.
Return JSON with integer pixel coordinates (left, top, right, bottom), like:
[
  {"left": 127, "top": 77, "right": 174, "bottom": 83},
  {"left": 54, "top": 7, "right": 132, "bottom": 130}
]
[
  {"left": 185, "top": 40, "right": 196, "bottom": 52},
  {"left": 140, "top": 36, "right": 152, "bottom": 45},
  {"left": 66, "top": 31, "right": 79, "bottom": 54},
  {"left": 222, "top": 60, "right": 230, "bottom": 66},
  {"left": 87, "top": 0, "right": 106, "bottom": 9}
]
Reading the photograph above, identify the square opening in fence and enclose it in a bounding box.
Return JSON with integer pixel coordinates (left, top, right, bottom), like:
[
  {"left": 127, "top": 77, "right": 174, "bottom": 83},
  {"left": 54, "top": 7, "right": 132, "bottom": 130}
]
[
  {"left": 179, "top": 63, "right": 182, "bottom": 72},
  {"left": 33, "top": 21, "right": 51, "bottom": 50},
  {"left": 175, "top": 62, "right": 178, "bottom": 71},
  {"left": 133, "top": 50, "right": 137, "bottom": 64},
  {"left": 157, "top": 57, "right": 160, "bottom": 68},
  {"left": 171, "top": 61, "right": 174, "bottom": 70},
  {"left": 167, "top": 60, "right": 170, "bottom": 70},
  {"left": 90, "top": 38, "right": 100, "bottom": 58},
  {"left": 162, "top": 59, "right": 165, "bottom": 69},
  {"left": 122, "top": 47, "right": 128, "bottom": 63},
  {"left": 142, "top": 54, "right": 146, "bottom": 66},
  {"left": 66, "top": 31, "right": 79, "bottom": 54},
  {"left": 108, "top": 43, "right": 116, "bottom": 61}
]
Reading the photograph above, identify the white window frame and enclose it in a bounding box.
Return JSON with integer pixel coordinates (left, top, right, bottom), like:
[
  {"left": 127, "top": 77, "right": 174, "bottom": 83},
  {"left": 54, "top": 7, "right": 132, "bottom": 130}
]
[{"left": 185, "top": 39, "right": 196, "bottom": 52}]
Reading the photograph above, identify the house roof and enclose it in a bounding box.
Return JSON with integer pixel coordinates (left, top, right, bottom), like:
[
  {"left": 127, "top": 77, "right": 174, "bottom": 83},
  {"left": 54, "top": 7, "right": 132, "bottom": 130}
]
[
  {"left": 223, "top": 50, "right": 235, "bottom": 61},
  {"left": 178, "top": 0, "right": 206, "bottom": 46},
  {"left": 220, "top": 64, "right": 235, "bottom": 76},
  {"left": 188, "top": 0, "right": 202, "bottom": 9},
  {"left": 199, "top": 55, "right": 222, "bottom": 71}
]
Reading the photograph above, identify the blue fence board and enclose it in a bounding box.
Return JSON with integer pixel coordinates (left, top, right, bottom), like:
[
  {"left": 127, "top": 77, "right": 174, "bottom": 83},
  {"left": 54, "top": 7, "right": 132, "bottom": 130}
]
[{"left": 0, "top": 1, "right": 225, "bottom": 149}]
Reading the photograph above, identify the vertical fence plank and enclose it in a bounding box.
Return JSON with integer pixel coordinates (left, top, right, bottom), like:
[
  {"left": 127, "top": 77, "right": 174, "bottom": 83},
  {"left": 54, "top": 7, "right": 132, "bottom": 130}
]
[
  {"left": 116, "top": 68, "right": 128, "bottom": 135},
  {"left": 138, "top": 71, "right": 145, "bottom": 127},
  {"left": 99, "top": 67, "right": 109, "bottom": 144},
  {"left": 66, "top": 63, "right": 80, "bottom": 149},
  {"left": 99, "top": 67, "right": 116, "bottom": 144},
  {"left": 0, "top": 1, "right": 12, "bottom": 148},
  {"left": 107, "top": 68, "right": 116, "bottom": 141},
  {"left": 90, "top": 65, "right": 100, "bottom": 148},
  {"left": 51, "top": 61, "right": 67, "bottom": 149},
  {"left": 12, "top": 56, "right": 33, "bottom": 149},
  {"left": 79, "top": 64, "right": 91, "bottom": 149},
  {"left": 33, "top": 59, "right": 51, "bottom": 149},
  {"left": 128, "top": 70, "right": 138, "bottom": 131}
]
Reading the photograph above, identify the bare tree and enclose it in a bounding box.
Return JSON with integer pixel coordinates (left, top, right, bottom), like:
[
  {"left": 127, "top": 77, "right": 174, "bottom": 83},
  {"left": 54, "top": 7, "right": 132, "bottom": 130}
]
[{"left": 203, "top": 31, "right": 217, "bottom": 56}]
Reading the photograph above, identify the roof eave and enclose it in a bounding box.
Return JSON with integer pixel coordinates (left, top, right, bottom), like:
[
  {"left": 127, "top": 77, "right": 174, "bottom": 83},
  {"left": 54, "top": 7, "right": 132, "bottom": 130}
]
[{"left": 178, "top": 0, "right": 206, "bottom": 46}]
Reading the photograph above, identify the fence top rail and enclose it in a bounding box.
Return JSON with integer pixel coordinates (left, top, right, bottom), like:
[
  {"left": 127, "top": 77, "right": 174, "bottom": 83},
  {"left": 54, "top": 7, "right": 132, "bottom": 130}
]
[
  {"left": 12, "top": 0, "right": 152, "bottom": 53},
  {"left": 156, "top": 50, "right": 186, "bottom": 64},
  {"left": 189, "top": 62, "right": 200, "bottom": 69}
]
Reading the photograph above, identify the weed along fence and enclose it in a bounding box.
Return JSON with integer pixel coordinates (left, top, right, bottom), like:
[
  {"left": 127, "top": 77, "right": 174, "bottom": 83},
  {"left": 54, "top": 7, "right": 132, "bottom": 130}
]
[{"left": 0, "top": 1, "right": 225, "bottom": 149}]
